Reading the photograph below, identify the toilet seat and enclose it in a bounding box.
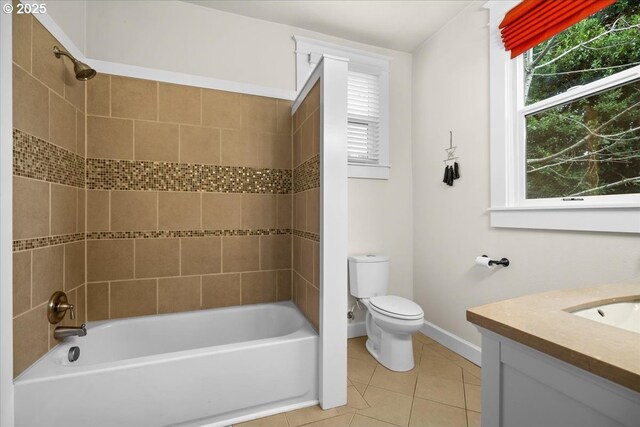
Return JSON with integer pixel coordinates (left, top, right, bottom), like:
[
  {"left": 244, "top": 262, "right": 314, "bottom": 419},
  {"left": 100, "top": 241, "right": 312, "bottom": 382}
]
[{"left": 369, "top": 295, "right": 424, "bottom": 320}]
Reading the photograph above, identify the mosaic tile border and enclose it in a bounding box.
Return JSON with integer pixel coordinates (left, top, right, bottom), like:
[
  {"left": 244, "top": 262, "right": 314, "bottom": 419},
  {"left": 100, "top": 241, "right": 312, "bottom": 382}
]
[
  {"left": 13, "top": 233, "right": 85, "bottom": 252},
  {"left": 86, "top": 229, "right": 292, "bottom": 240},
  {"left": 86, "top": 159, "right": 292, "bottom": 194},
  {"left": 293, "top": 154, "right": 320, "bottom": 193},
  {"left": 13, "top": 129, "right": 85, "bottom": 188},
  {"left": 293, "top": 229, "right": 320, "bottom": 242}
]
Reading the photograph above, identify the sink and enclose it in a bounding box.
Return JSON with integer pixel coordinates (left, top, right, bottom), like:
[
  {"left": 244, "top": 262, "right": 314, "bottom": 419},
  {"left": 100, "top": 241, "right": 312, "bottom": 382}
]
[{"left": 572, "top": 300, "right": 640, "bottom": 333}]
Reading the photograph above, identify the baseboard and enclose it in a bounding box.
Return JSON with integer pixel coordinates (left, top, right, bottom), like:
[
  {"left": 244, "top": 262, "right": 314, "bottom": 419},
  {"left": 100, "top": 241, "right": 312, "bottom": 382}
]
[
  {"left": 347, "top": 321, "right": 366, "bottom": 339},
  {"left": 420, "top": 320, "right": 482, "bottom": 366}
]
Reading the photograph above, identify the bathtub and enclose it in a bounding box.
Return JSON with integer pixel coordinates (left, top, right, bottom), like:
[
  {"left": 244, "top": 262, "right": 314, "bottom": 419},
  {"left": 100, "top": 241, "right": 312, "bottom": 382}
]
[{"left": 14, "top": 301, "right": 318, "bottom": 427}]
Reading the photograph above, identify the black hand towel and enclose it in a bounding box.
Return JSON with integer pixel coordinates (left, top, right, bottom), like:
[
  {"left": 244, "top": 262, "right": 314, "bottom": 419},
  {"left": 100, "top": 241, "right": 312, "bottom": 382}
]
[
  {"left": 454, "top": 162, "right": 460, "bottom": 179},
  {"left": 443, "top": 166, "right": 449, "bottom": 183}
]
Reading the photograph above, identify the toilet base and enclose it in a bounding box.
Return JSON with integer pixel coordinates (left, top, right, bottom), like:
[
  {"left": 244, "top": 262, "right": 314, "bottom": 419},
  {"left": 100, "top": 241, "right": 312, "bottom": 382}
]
[{"left": 365, "top": 312, "right": 419, "bottom": 372}]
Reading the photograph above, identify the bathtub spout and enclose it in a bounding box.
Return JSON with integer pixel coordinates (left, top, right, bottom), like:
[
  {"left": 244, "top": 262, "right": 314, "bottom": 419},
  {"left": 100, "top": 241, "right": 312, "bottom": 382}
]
[{"left": 54, "top": 324, "right": 87, "bottom": 340}]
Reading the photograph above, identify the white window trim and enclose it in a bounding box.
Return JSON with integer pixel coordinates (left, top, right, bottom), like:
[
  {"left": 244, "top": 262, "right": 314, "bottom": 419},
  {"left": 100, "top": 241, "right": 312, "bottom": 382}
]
[
  {"left": 294, "top": 36, "right": 391, "bottom": 180},
  {"left": 486, "top": 1, "right": 640, "bottom": 233}
]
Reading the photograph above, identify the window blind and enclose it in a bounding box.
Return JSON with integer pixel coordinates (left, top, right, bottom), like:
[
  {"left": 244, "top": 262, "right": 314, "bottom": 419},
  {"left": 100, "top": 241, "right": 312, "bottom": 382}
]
[
  {"left": 347, "top": 71, "right": 380, "bottom": 165},
  {"left": 500, "top": 0, "right": 616, "bottom": 58}
]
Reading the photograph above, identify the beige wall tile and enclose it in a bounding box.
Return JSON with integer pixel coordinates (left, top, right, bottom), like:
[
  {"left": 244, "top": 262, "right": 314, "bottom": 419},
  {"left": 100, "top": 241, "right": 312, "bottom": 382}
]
[
  {"left": 87, "top": 190, "right": 110, "bottom": 232},
  {"left": 241, "top": 95, "right": 277, "bottom": 133},
  {"left": 87, "top": 239, "right": 134, "bottom": 282},
  {"left": 202, "top": 273, "right": 240, "bottom": 308},
  {"left": 202, "top": 193, "right": 241, "bottom": 229},
  {"left": 260, "top": 234, "right": 291, "bottom": 270},
  {"left": 277, "top": 194, "right": 292, "bottom": 229},
  {"left": 31, "top": 20, "right": 65, "bottom": 95},
  {"left": 222, "top": 236, "right": 259, "bottom": 272},
  {"left": 13, "top": 177, "right": 49, "bottom": 239},
  {"left": 307, "top": 82, "right": 320, "bottom": 116},
  {"left": 76, "top": 109, "right": 86, "bottom": 157},
  {"left": 294, "top": 191, "right": 306, "bottom": 232},
  {"left": 110, "top": 279, "right": 157, "bottom": 318},
  {"left": 87, "top": 282, "right": 109, "bottom": 321},
  {"left": 12, "top": 8, "right": 31, "bottom": 71},
  {"left": 13, "top": 304, "right": 48, "bottom": 377},
  {"left": 134, "top": 120, "right": 179, "bottom": 162},
  {"left": 75, "top": 284, "right": 86, "bottom": 325},
  {"left": 260, "top": 133, "right": 292, "bottom": 170},
  {"left": 13, "top": 251, "right": 31, "bottom": 315},
  {"left": 293, "top": 100, "right": 306, "bottom": 133},
  {"left": 298, "top": 116, "right": 314, "bottom": 164},
  {"left": 293, "top": 128, "right": 302, "bottom": 168},
  {"left": 135, "top": 238, "right": 180, "bottom": 278},
  {"left": 313, "top": 242, "right": 320, "bottom": 288},
  {"left": 158, "top": 276, "right": 201, "bottom": 314},
  {"left": 159, "top": 192, "right": 200, "bottom": 230},
  {"left": 293, "top": 272, "right": 307, "bottom": 313},
  {"left": 87, "top": 116, "right": 133, "bottom": 160},
  {"left": 312, "top": 109, "right": 320, "bottom": 156},
  {"left": 64, "top": 241, "right": 85, "bottom": 291},
  {"left": 276, "top": 100, "right": 293, "bottom": 135},
  {"left": 13, "top": 64, "right": 49, "bottom": 140},
  {"left": 202, "top": 89, "right": 241, "bottom": 129},
  {"left": 50, "top": 184, "right": 78, "bottom": 235},
  {"left": 111, "top": 76, "right": 157, "bottom": 120},
  {"left": 306, "top": 188, "right": 320, "bottom": 234},
  {"left": 181, "top": 237, "right": 221, "bottom": 276},
  {"left": 242, "top": 194, "right": 277, "bottom": 229},
  {"left": 63, "top": 60, "right": 86, "bottom": 111},
  {"left": 87, "top": 74, "right": 110, "bottom": 116},
  {"left": 180, "top": 125, "right": 220, "bottom": 165},
  {"left": 241, "top": 271, "right": 277, "bottom": 305},
  {"left": 307, "top": 283, "right": 319, "bottom": 331},
  {"left": 159, "top": 83, "right": 201, "bottom": 125},
  {"left": 220, "top": 129, "right": 260, "bottom": 168},
  {"left": 293, "top": 236, "right": 314, "bottom": 284},
  {"left": 110, "top": 191, "right": 157, "bottom": 231},
  {"left": 277, "top": 270, "right": 292, "bottom": 301},
  {"left": 77, "top": 189, "right": 86, "bottom": 233},
  {"left": 32, "top": 245, "right": 64, "bottom": 306}
]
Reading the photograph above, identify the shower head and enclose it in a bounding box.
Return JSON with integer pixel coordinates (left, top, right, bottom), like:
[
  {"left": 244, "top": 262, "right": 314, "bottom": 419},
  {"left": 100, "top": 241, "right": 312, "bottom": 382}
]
[{"left": 53, "top": 46, "right": 96, "bottom": 81}]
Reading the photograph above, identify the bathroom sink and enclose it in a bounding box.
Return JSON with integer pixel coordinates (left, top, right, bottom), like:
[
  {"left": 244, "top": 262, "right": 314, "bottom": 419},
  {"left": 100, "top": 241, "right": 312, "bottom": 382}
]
[{"left": 572, "top": 300, "right": 640, "bottom": 334}]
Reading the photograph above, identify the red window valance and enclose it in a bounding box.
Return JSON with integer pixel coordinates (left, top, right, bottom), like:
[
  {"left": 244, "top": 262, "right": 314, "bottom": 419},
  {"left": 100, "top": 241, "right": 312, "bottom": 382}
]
[{"left": 499, "top": 0, "right": 617, "bottom": 58}]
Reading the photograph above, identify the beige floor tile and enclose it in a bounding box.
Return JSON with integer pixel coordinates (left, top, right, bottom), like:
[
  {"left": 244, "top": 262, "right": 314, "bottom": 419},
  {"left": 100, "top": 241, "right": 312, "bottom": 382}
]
[
  {"left": 409, "top": 397, "right": 467, "bottom": 427},
  {"left": 430, "top": 344, "right": 464, "bottom": 361},
  {"left": 414, "top": 333, "right": 438, "bottom": 346},
  {"left": 350, "top": 414, "right": 397, "bottom": 427},
  {"left": 412, "top": 340, "right": 424, "bottom": 365},
  {"left": 454, "top": 359, "right": 482, "bottom": 378},
  {"left": 346, "top": 386, "right": 369, "bottom": 410},
  {"left": 464, "top": 383, "right": 481, "bottom": 412},
  {"left": 418, "top": 356, "right": 463, "bottom": 382},
  {"left": 420, "top": 345, "right": 447, "bottom": 359},
  {"left": 369, "top": 365, "right": 418, "bottom": 397},
  {"left": 467, "top": 410, "right": 481, "bottom": 427},
  {"left": 463, "top": 370, "right": 481, "bottom": 386},
  {"left": 286, "top": 404, "right": 340, "bottom": 427},
  {"left": 303, "top": 413, "right": 354, "bottom": 427},
  {"left": 348, "top": 357, "right": 377, "bottom": 384},
  {"left": 415, "top": 376, "right": 465, "bottom": 409},
  {"left": 352, "top": 381, "right": 368, "bottom": 396},
  {"left": 347, "top": 337, "right": 377, "bottom": 364},
  {"left": 358, "top": 386, "right": 413, "bottom": 427},
  {"left": 235, "top": 413, "right": 288, "bottom": 427}
]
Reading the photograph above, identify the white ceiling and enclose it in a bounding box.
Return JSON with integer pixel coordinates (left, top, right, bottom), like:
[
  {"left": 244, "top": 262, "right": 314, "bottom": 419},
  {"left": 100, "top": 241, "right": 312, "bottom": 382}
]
[{"left": 184, "top": 1, "right": 473, "bottom": 52}]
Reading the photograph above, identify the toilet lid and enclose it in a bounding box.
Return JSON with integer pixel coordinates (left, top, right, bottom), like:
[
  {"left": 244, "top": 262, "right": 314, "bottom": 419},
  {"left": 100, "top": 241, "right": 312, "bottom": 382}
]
[{"left": 369, "top": 296, "right": 424, "bottom": 320}]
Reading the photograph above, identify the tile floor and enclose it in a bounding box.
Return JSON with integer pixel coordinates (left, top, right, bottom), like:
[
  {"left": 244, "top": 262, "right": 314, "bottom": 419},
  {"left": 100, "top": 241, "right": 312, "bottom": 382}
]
[{"left": 236, "top": 333, "right": 481, "bottom": 427}]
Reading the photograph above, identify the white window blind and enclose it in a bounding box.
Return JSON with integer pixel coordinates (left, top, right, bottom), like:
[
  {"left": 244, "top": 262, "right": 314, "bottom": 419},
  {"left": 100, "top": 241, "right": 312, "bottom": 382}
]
[{"left": 347, "top": 71, "right": 380, "bottom": 165}]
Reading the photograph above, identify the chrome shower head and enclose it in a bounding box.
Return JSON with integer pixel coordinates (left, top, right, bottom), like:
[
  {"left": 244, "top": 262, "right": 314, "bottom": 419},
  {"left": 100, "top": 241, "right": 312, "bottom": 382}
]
[{"left": 53, "top": 46, "right": 96, "bottom": 81}]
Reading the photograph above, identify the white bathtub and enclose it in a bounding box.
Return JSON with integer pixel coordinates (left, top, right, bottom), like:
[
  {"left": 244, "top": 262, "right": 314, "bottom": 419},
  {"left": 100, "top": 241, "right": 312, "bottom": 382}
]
[{"left": 14, "top": 301, "right": 318, "bottom": 427}]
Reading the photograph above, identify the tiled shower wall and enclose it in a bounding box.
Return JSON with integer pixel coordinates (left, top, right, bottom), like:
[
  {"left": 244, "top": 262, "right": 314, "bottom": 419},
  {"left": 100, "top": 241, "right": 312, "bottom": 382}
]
[
  {"left": 292, "top": 82, "right": 321, "bottom": 331},
  {"left": 84, "top": 74, "right": 294, "bottom": 321},
  {"left": 12, "top": 7, "right": 87, "bottom": 377}
]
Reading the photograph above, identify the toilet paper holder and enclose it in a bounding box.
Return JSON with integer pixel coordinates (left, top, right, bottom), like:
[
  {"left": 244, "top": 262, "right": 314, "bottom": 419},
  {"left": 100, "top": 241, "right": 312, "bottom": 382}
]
[{"left": 481, "top": 255, "right": 510, "bottom": 267}]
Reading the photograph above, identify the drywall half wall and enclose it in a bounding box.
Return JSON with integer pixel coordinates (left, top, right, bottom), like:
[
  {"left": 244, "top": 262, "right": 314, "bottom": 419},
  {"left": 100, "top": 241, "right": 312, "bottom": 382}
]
[{"left": 411, "top": 1, "right": 640, "bottom": 347}]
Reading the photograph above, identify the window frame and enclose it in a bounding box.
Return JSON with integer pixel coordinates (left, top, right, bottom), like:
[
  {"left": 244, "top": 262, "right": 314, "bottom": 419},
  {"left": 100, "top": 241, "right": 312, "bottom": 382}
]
[
  {"left": 486, "top": 0, "right": 640, "bottom": 233},
  {"left": 294, "top": 36, "right": 391, "bottom": 180}
]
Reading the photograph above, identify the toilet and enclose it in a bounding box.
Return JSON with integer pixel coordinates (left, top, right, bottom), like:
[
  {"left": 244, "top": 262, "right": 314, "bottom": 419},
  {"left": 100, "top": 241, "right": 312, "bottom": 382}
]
[{"left": 349, "top": 254, "right": 424, "bottom": 372}]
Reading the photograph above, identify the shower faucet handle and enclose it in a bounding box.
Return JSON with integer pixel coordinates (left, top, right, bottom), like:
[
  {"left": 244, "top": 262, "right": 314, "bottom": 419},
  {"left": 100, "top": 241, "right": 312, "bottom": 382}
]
[{"left": 47, "top": 291, "right": 76, "bottom": 324}]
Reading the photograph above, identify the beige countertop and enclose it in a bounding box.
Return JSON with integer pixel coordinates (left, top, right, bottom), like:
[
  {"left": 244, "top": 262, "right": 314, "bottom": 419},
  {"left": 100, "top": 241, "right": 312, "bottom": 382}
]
[{"left": 467, "top": 283, "right": 640, "bottom": 393}]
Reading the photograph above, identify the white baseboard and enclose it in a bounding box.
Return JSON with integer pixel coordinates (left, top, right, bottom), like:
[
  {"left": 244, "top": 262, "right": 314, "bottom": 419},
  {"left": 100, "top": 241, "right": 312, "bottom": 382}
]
[
  {"left": 347, "top": 321, "right": 366, "bottom": 339},
  {"left": 420, "top": 320, "right": 482, "bottom": 366}
]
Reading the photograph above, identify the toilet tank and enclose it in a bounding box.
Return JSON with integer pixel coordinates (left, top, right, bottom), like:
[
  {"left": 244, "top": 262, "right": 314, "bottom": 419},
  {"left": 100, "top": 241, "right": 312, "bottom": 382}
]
[{"left": 348, "top": 254, "right": 390, "bottom": 298}]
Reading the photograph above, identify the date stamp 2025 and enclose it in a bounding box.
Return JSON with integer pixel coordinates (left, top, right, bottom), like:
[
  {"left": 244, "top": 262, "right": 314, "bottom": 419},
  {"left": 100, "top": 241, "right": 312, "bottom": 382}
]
[{"left": 2, "top": 2, "right": 47, "bottom": 14}]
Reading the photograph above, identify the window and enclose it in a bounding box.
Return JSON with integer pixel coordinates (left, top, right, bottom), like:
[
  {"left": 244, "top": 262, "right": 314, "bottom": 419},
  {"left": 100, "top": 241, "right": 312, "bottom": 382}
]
[
  {"left": 488, "top": 0, "right": 640, "bottom": 233},
  {"left": 294, "top": 36, "right": 390, "bottom": 179}
]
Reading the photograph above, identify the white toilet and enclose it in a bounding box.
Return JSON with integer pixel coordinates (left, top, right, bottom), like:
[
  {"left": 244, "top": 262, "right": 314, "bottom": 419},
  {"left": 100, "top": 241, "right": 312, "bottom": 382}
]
[{"left": 349, "top": 254, "right": 424, "bottom": 372}]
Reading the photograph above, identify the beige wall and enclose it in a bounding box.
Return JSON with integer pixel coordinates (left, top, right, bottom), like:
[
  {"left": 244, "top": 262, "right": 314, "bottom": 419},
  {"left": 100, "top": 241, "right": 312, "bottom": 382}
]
[
  {"left": 85, "top": 74, "right": 293, "bottom": 321},
  {"left": 12, "top": 6, "right": 86, "bottom": 377},
  {"left": 411, "top": 1, "right": 640, "bottom": 346},
  {"left": 292, "top": 82, "right": 321, "bottom": 331}
]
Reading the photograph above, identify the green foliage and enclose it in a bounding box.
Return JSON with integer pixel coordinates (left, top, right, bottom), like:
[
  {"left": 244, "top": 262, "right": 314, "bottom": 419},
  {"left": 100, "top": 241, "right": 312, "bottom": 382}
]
[{"left": 524, "top": 1, "right": 640, "bottom": 199}]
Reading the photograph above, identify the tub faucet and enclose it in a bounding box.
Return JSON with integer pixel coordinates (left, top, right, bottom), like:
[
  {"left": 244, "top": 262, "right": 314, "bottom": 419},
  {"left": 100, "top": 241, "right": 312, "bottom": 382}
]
[{"left": 54, "top": 323, "right": 87, "bottom": 340}]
